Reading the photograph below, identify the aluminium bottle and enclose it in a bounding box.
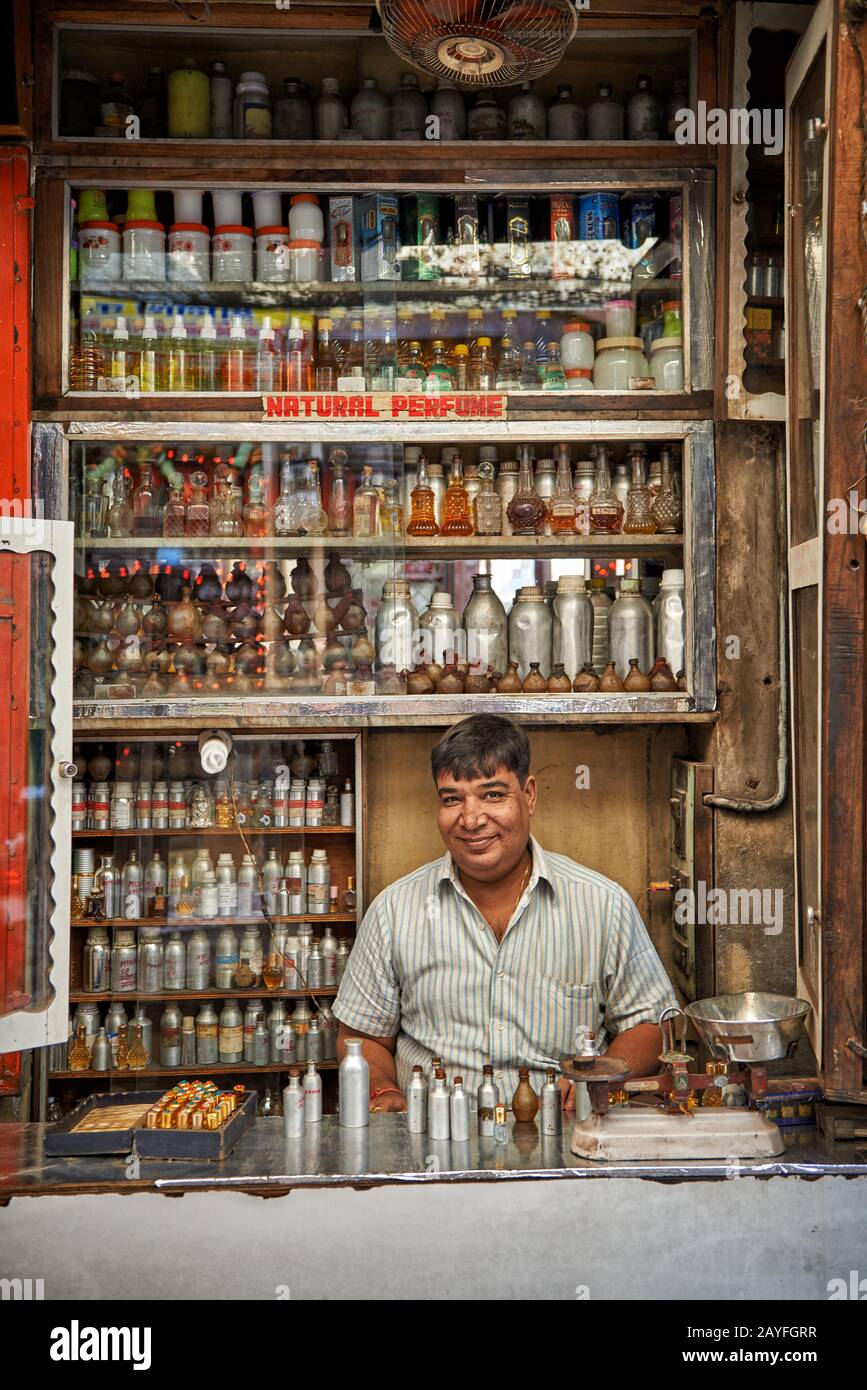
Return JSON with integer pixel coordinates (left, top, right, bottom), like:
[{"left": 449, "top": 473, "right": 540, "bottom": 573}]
[
  {"left": 307, "top": 849, "right": 331, "bottom": 915},
  {"left": 654, "top": 568, "right": 686, "bottom": 679},
  {"left": 391, "top": 71, "right": 427, "bottom": 141},
  {"left": 130, "top": 1005, "right": 153, "bottom": 1064},
  {"left": 219, "top": 998, "right": 243, "bottom": 1064},
  {"left": 120, "top": 851, "right": 142, "bottom": 920},
  {"left": 420, "top": 591, "right": 463, "bottom": 667},
  {"left": 111, "top": 929, "right": 137, "bottom": 993},
  {"left": 428, "top": 1068, "right": 451, "bottom": 1140},
  {"left": 547, "top": 83, "right": 585, "bottom": 140},
  {"left": 463, "top": 573, "right": 508, "bottom": 677},
  {"left": 589, "top": 578, "right": 612, "bottom": 674},
  {"left": 283, "top": 1069, "right": 306, "bottom": 1138},
  {"left": 508, "top": 586, "right": 553, "bottom": 679},
  {"left": 138, "top": 928, "right": 163, "bottom": 994},
  {"left": 237, "top": 853, "right": 259, "bottom": 917},
  {"left": 91, "top": 1027, "right": 112, "bottom": 1073},
  {"left": 407, "top": 1065, "right": 428, "bottom": 1133},
  {"left": 450, "top": 1076, "right": 471, "bottom": 1142},
  {"left": 339, "top": 1038, "right": 370, "bottom": 1127},
  {"left": 552, "top": 576, "right": 592, "bottom": 680},
  {"left": 351, "top": 76, "right": 390, "bottom": 140},
  {"left": 214, "top": 925, "right": 239, "bottom": 989},
  {"left": 541, "top": 1067, "right": 563, "bottom": 1136},
  {"left": 477, "top": 1064, "right": 499, "bottom": 1137},
  {"left": 304, "top": 1060, "right": 323, "bottom": 1122},
  {"left": 627, "top": 73, "right": 663, "bottom": 141},
  {"left": 253, "top": 1013, "right": 270, "bottom": 1066},
  {"left": 163, "top": 931, "right": 186, "bottom": 991},
  {"left": 318, "top": 1003, "right": 338, "bottom": 1062},
  {"left": 186, "top": 928, "right": 211, "bottom": 991},
  {"left": 83, "top": 926, "right": 110, "bottom": 992},
  {"left": 159, "top": 1002, "right": 183, "bottom": 1067},
  {"left": 609, "top": 578, "right": 654, "bottom": 679},
  {"left": 307, "top": 1015, "right": 324, "bottom": 1061},
  {"left": 375, "top": 580, "right": 419, "bottom": 673},
  {"left": 431, "top": 79, "right": 465, "bottom": 140},
  {"left": 195, "top": 1003, "right": 219, "bottom": 1064}
]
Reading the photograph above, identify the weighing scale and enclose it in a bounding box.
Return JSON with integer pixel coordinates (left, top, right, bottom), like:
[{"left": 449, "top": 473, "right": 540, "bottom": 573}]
[{"left": 563, "top": 992, "right": 811, "bottom": 1162}]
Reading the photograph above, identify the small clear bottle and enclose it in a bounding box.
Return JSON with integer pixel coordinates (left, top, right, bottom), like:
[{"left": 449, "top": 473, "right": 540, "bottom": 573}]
[
  {"left": 622, "top": 450, "right": 657, "bottom": 534},
  {"left": 473, "top": 460, "right": 502, "bottom": 535},
  {"left": 470, "top": 336, "right": 496, "bottom": 390},
  {"left": 164, "top": 312, "right": 193, "bottom": 393},
  {"left": 541, "top": 341, "right": 567, "bottom": 390},
  {"left": 254, "top": 314, "right": 280, "bottom": 393},
  {"left": 223, "top": 314, "right": 251, "bottom": 393},
  {"left": 520, "top": 340, "right": 540, "bottom": 390},
  {"left": 353, "top": 464, "right": 380, "bottom": 537},
  {"left": 194, "top": 313, "right": 221, "bottom": 393},
  {"left": 589, "top": 444, "right": 624, "bottom": 533},
  {"left": 184, "top": 469, "right": 211, "bottom": 536},
  {"left": 327, "top": 451, "right": 352, "bottom": 537}
]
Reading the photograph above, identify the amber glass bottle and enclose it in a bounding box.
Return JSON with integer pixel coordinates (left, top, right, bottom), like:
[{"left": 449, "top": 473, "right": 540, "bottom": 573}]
[
  {"left": 440, "top": 454, "right": 474, "bottom": 536},
  {"left": 407, "top": 457, "right": 440, "bottom": 536}
]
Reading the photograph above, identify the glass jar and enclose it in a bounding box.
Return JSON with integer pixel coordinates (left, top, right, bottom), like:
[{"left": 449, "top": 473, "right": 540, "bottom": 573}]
[
  {"left": 274, "top": 78, "right": 313, "bottom": 139},
  {"left": 212, "top": 225, "right": 254, "bottom": 283},
  {"left": 79, "top": 221, "right": 122, "bottom": 284},
  {"left": 603, "top": 298, "right": 636, "bottom": 337},
  {"left": 560, "top": 321, "right": 595, "bottom": 371},
  {"left": 650, "top": 336, "right": 684, "bottom": 390},
  {"left": 592, "top": 336, "right": 648, "bottom": 390},
  {"left": 565, "top": 367, "right": 594, "bottom": 390},
  {"left": 256, "top": 226, "right": 291, "bottom": 283},
  {"left": 122, "top": 220, "right": 165, "bottom": 281},
  {"left": 167, "top": 223, "right": 210, "bottom": 283},
  {"left": 288, "top": 240, "right": 321, "bottom": 283},
  {"left": 468, "top": 94, "right": 506, "bottom": 140},
  {"left": 289, "top": 194, "right": 324, "bottom": 243},
  {"left": 662, "top": 299, "right": 683, "bottom": 337}
]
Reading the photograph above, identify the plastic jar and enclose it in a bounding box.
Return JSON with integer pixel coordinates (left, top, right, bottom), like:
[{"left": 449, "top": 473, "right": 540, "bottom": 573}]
[
  {"left": 168, "top": 223, "right": 210, "bottom": 283},
  {"left": 592, "top": 336, "right": 649, "bottom": 390},
  {"left": 649, "top": 336, "right": 684, "bottom": 390},
  {"left": 79, "top": 221, "right": 121, "bottom": 283},
  {"left": 287, "top": 240, "right": 321, "bottom": 283},
  {"left": 122, "top": 220, "right": 166, "bottom": 281},
  {"left": 256, "top": 226, "right": 291, "bottom": 283},
  {"left": 662, "top": 299, "right": 682, "bottom": 337},
  {"left": 212, "top": 225, "right": 254, "bottom": 283},
  {"left": 603, "top": 298, "right": 636, "bottom": 337},
  {"left": 560, "top": 321, "right": 595, "bottom": 371},
  {"left": 565, "top": 367, "right": 594, "bottom": 390},
  {"left": 234, "top": 71, "right": 272, "bottom": 139},
  {"left": 288, "top": 195, "right": 324, "bottom": 243}
]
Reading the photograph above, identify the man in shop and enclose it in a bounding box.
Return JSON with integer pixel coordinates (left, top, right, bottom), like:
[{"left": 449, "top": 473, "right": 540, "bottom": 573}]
[{"left": 333, "top": 713, "right": 677, "bottom": 1114}]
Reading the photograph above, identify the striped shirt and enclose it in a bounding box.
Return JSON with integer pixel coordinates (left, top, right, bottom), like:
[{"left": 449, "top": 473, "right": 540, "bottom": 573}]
[{"left": 333, "top": 835, "right": 677, "bottom": 1116}]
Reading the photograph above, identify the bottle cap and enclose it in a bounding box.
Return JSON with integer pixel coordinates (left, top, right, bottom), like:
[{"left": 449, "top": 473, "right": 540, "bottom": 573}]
[
  {"left": 477, "top": 335, "right": 492, "bottom": 346},
  {"left": 619, "top": 578, "right": 641, "bottom": 592},
  {"left": 660, "top": 568, "right": 684, "bottom": 586}
]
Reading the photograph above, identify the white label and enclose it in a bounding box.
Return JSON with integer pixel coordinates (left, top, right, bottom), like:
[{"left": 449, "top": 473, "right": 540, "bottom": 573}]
[{"left": 337, "top": 376, "right": 366, "bottom": 393}]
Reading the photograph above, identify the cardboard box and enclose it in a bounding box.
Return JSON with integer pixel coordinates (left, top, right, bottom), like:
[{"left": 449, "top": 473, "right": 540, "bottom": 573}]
[
  {"left": 453, "top": 193, "right": 480, "bottom": 278},
  {"left": 329, "top": 196, "right": 359, "bottom": 282},
  {"left": 507, "top": 196, "right": 531, "bottom": 278},
  {"left": 402, "top": 194, "right": 440, "bottom": 281},
  {"left": 359, "top": 193, "right": 401, "bottom": 281},
  {"left": 577, "top": 192, "right": 620, "bottom": 240}
]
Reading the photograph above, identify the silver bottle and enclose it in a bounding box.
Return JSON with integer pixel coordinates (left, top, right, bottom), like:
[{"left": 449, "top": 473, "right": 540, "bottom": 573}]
[
  {"left": 111, "top": 928, "right": 137, "bottom": 993},
  {"left": 477, "top": 1065, "right": 499, "bottom": 1138},
  {"left": 129, "top": 1005, "right": 153, "bottom": 1063},
  {"left": 216, "top": 852, "right": 238, "bottom": 917},
  {"left": 268, "top": 1001, "right": 286, "bottom": 1062},
  {"left": 612, "top": 459, "right": 632, "bottom": 520},
  {"left": 138, "top": 928, "right": 163, "bottom": 993},
  {"left": 351, "top": 77, "right": 390, "bottom": 140},
  {"left": 304, "top": 1060, "right": 323, "bottom": 1122},
  {"left": 534, "top": 457, "right": 556, "bottom": 536},
  {"left": 143, "top": 850, "right": 167, "bottom": 915},
  {"left": 198, "top": 868, "right": 218, "bottom": 920},
  {"left": 243, "top": 998, "right": 261, "bottom": 1062},
  {"left": 262, "top": 848, "right": 283, "bottom": 908},
  {"left": 121, "top": 851, "right": 142, "bottom": 920},
  {"left": 547, "top": 83, "right": 585, "bottom": 140},
  {"left": 104, "top": 1001, "right": 128, "bottom": 1063},
  {"left": 428, "top": 1070, "right": 451, "bottom": 1140},
  {"left": 587, "top": 81, "right": 625, "bottom": 141},
  {"left": 307, "top": 1015, "right": 324, "bottom": 1061},
  {"left": 468, "top": 92, "right": 506, "bottom": 140},
  {"left": 214, "top": 925, "right": 238, "bottom": 989},
  {"left": 151, "top": 780, "right": 169, "bottom": 830},
  {"left": 91, "top": 1027, "right": 112, "bottom": 1072},
  {"left": 375, "top": 579, "right": 419, "bottom": 672},
  {"left": 654, "top": 567, "right": 686, "bottom": 678},
  {"left": 495, "top": 459, "right": 519, "bottom": 536},
  {"left": 420, "top": 591, "right": 463, "bottom": 667},
  {"left": 83, "top": 926, "right": 110, "bottom": 992},
  {"left": 627, "top": 73, "right": 663, "bottom": 141},
  {"left": 407, "top": 1065, "right": 428, "bottom": 1133},
  {"left": 391, "top": 71, "right": 427, "bottom": 141},
  {"left": 553, "top": 576, "right": 593, "bottom": 679},
  {"left": 283, "top": 931, "right": 301, "bottom": 990},
  {"left": 239, "top": 924, "right": 263, "bottom": 984},
  {"left": 209, "top": 59, "right": 234, "bottom": 138},
  {"left": 339, "top": 1037, "right": 369, "bottom": 1127},
  {"left": 335, "top": 938, "right": 351, "bottom": 983},
  {"left": 450, "top": 1076, "right": 470, "bottom": 1141},
  {"left": 237, "top": 853, "right": 258, "bottom": 917},
  {"left": 286, "top": 849, "right": 306, "bottom": 915},
  {"left": 95, "top": 854, "right": 119, "bottom": 918},
  {"left": 253, "top": 1013, "right": 269, "bottom": 1066},
  {"left": 315, "top": 77, "right": 348, "bottom": 141},
  {"left": 508, "top": 81, "right": 545, "bottom": 140},
  {"left": 195, "top": 1002, "right": 219, "bottom": 1064},
  {"left": 430, "top": 80, "right": 465, "bottom": 140},
  {"left": 462, "top": 573, "right": 508, "bottom": 677},
  {"left": 307, "top": 850, "right": 331, "bottom": 915},
  {"left": 180, "top": 1016, "right": 196, "bottom": 1067},
  {"left": 292, "top": 998, "right": 312, "bottom": 1063},
  {"left": 609, "top": 577, "right": 654, "bottom": 678},
  {"left": 541, "top": 1067, "right": 563, "bottom": 1136},
  {"left": 74, "top": 1001, "right": 101, "bottom": 1051},
  {"left": 186, "top": 928, "right": 211, "bottom": 991},
  {"left": 218, "top": 998, "right": 243, "bottom": 1064},
  {"left": 274, "top": 77, "right": 313, "bottom": 140},
  {"left": 163, "top": 931, "right": 186, "bottom": 990},
  {"left": 508, "top": 586, "right": 553, "bottom": 679},
  {"left": 589, "top": 580, "right": 612, "bottom": 673},
  {"left": 283, "top": 1069, "right": 305, "bottom": 1138},
  {"left": 159, "top": 1002, "right": 183, "bottom": 1067},
  {"left": 318, "top": 1003, "right": 338, "bottom": 1062},
  {"left": 307, "top": 942, "right": 324, "bottom": 989},
  {"left": 320, "top": 926, "right": 338, "bottom": 986}
]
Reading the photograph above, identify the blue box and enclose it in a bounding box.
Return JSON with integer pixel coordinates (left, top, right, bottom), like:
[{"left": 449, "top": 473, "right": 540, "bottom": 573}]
[{"left": 577, "top": 193, "right": 620, "bottom": 241}]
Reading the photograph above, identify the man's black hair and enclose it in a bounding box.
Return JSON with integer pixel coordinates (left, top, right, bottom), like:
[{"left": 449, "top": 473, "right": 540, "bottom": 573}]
[{"left": 431, "top": 714, "right": 531, "bottom": 786}]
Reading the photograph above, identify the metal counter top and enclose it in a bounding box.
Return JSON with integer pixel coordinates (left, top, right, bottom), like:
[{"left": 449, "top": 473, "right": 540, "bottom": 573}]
[{"left": 1, "top": 1115, "right": 865, "bottom": 1198}]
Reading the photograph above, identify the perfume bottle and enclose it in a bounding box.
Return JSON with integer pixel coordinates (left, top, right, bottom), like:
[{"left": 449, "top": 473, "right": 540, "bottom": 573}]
[
  {"left": 473, "top": 461, "right": 502, "bottom": 535},
  {"left": 403, "top": 341, "right": 427, "bottom": 386},
  {"left": 314, "top": 316, "right": 337, "bottom": 391},
  {"left": 132, "top": 459, "right": 162, "bottom": 537},
  {"left": 406, "top": 456, "right": 440, "bottom": 536},
  {"left": 298, "top": 460, "right": 328, "bottom": 536},
  {"left": 588, "top": 445, "right": 624, "bottom": 533},
  {"left": 520, "top": 340, "right": 540, "bottom": 390},
  {"left": 440, "top": 454, "right": 474, "bottom": 536},
  {"left": 223, "top": 314, "right": 251, "bottom": 393},
  {"left": 506, "top": 446, "right": 546, "bottom": 536},
  {"left": 548, "top": 452, "right": 577, "bottom": 533},
  {"left": 106, "top": 467, "right": 134, "bottom": 537},
  {"left": 650, "top": 448, "right": 683, "bottom": 533},
  {"left": 495, "top": 328, "right": 522, "bottom": 390},
  {"left": 541, "top": 341, "right": 566, "bottom": 390},
  {"left": 243, "top": 471, "right": 272, "bottom": 537},
  {"left": 184, "top": 470, "right": 211, "bottom": 536},
  {"left": 380, "top": 479, "right": 404, "bottom": 535},
  {"left": 326, "top": 451, "right": 352, "bottom": 537},
  {"left": 427, "top": 340, "right": 454, "bottom": 390},
  {"left": 622, "top": 450, "right": 657, "bottom": 534},
  {"left": 353, "top": 464, "right": 380, "bottom": 537},
  {"left": 274, "top": 458, "right": 299, "bottom": 537}
]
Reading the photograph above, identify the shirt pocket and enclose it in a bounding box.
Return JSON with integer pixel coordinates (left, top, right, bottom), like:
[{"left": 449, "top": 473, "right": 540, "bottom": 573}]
[{"left": 531, "top": 976, "right": 602, "bottom": 1064}]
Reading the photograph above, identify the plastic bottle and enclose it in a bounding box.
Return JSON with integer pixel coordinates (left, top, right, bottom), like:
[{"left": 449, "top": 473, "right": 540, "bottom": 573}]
[{"left": 223, "top": 314, "right": 251, "bottom": 392}]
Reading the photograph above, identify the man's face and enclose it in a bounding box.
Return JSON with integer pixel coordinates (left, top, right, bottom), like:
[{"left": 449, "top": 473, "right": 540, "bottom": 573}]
[{"left": 435, "top": 764, "right": 536, "bottom": 882}]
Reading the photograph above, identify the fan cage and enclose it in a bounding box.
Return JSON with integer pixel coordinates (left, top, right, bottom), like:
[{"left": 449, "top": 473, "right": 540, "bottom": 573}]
[{"left": 376, "top": 0, "right": 580, "bottom": 87}]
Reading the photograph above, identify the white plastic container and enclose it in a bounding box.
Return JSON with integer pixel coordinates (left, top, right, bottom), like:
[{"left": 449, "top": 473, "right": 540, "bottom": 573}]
[
  {"left": 79, "top": 220, "right": 121, "bottom": 284},
  {"left": 122, "top": 220, "right": 166, "bottom": 281},
  {"left": 234, "top": 71, "right": 272, "bottom": 139},
  {"left": 212, "top": 224, "right": 254, "bottom": 283},
  {"left": 287, "top": 239, "right": 320, "bottom": 282},
  {"left": 172, "top": 188, "right": 204, "bottom": 224},
  {"left": 168, "top": 223, "right": 210, "bottom": 283},
  {"left": 289, "top": 194, "right": 324, "bottom": 243},
  {"left": 603, "top": 298, "right": 636, "bottom": 337},
  {"left": 650, "top": 336, "right": 684, "bottom": 390},
  {"left": 256, "top": 226, "right": 291, "bottom": 283},
  {"left": 211, "top": 190, "right": 242, "bottom": 227},
  {"left": 252, "top": 190, "right": 283, "bottom": 230},
  {"left": 565, "top": 367, "right": 594, "bottom": 391},
  {"left": 559, "top": 321, "right": 595, "bottom": 371},
  {"left": 592, "top": 336, "right": 649, "bottom": 390}
]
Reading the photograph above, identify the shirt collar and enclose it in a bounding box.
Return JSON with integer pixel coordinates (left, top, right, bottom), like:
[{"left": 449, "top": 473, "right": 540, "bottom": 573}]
[{"left": 437, "top": 834, "right": 554, "bottom": 893}]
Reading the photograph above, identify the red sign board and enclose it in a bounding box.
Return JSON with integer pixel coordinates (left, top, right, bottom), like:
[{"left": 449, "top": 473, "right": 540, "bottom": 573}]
[{"left": 262, "top": 392, "right": 507, "bottom": 421}]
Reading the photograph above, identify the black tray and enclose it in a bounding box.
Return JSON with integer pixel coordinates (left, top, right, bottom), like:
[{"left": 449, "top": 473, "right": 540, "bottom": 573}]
[
  {"left": 44, "top": 1088, "right": 257, "bottom": 1160},
  {"left": 44, "top": 1089, "right": 164, "bottom": 1157}
]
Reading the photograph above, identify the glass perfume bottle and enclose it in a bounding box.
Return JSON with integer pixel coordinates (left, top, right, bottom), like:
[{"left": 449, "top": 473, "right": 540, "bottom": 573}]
[
  {"left": 353, "top": 464, "right": 380, "bottom": 537},
  {"left": 223, "top": 315, "right": 251, "bottom": 393},
  {"left": 473, "top": 461, "right": 502, "bottom": 535},
  {"left": 589, "top": 445, "right": 624, "bottom": 533},
  {"left": 299, "top": 460, "right": 328, "bottom": 536},
  {"left": 622, "top": 450, "right": 657, "bottom": 534},
  {"left": 495, "top": 329, "right": 522, "bottom": 390},
  {"left": 440, "top": 454, "right": 474, "bottom": 536},
  {"left": 541, "top": 341, "right": 566, "bottom": 390},
  {"left": 131, "top": 460, "right": 161, "bottom": 537},
  {"left": 106, "top": 468, "right": 134, "bottom": 537},
  {"left": 243, "top": 471, "right": 272, "bottom": 537},
  {"left": 314, "top": 317, "right": 337, "bottom": 391},
  {"left": 380, "top": 479, "right": 404, "bottom": 535},
  {"left": 520, "top": 340, "right": 540, "bottom": 390},
  {"left": 403, "top": 341, "right": 427, "bottom": 386},
  {"left": 164, "top": 312, "right": 193, "bottom": 393},
  {"left": 162, "top": 475, "right": 186, "bottom": 537},
  {"left": 406, "top": 456, "right": 440, "bottom": 536},
  {"left": 327, "top": 451, "right": 352, "bottom": 537},
  {"left": 548, "top": 452, "right": 577, "bottom": 533},
  {"left": 195, "top": 313, "right": 221, "bottom": 393},
  {"left": 650, "top": 448, "right": 683, "bottom": 533},
  {"left": 274, "top": 458, "right": 299, "bottom": 537},
  {"left": 506, "top": 445, "right": 546, "bottom": 536},
  {"left": 470, "top": 336, "right": 496, "bottom": 390},
  {"left": 427, "top": 340, "right": 454, "bottom": 390},
  {"left": 184, "top": 470, "right": 211, "bottom": 536}
]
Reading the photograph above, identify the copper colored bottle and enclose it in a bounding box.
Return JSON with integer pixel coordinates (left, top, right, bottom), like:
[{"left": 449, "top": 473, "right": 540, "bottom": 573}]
[
  {"left": 588, "top": 444, "right": 624, "bottom": 534},
  {"left": 623, "top": 657, "right": 651, "bottom": 691},
  {"left": 436, "top": 664, "right": 465, "bottom": 694},
  {"left": 547, "top": 662, "right": 572, "bottom": 693},
  {"left": 464, "top": 666, "right": 493, "bottom": 694},
  {"left": 522, "top": 661, "right": 548, "bottom": 693},
  {"left": 573, "top": 662, "right": 600, "bottom": 692},
  {"left": 440, "top": 454, "right": 474, "bottom": 536},
  {"left": 496, "top": 660, "right": 522, "bottom": 693},
  {"left": 650, "top": 657, "right": 677, "bottom": 691},
  {"left": 676, "top": 669, "right": 687, "bottom": 690},
  {"left": 511, "top": 1067, "right": 539, "bottom": 1122},
  {"left": 599, "top": 660, "right": 625, "bottom": 692},
  {"left": 506, "top": 446, "right": 546, "bottom": 536}
]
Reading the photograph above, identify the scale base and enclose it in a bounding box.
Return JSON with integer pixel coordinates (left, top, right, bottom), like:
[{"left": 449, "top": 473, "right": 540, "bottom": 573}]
[{"left": 570, "top": 1107, "right": 784, "bottom": 1161}]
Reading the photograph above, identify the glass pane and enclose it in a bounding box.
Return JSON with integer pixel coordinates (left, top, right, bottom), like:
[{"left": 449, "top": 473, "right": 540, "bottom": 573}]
[
  {"left": 0, "top": 552, "right": 57, "bottom": 1019},
  {"left": 788, "top": 45, "right": 826, "bottom": 546},
  {"left": 792, "top": 584, "right": 819, "bottom": 1004}
]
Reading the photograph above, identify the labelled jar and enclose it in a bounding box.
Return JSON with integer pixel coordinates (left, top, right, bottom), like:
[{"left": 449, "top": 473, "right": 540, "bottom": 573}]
[
  {"left": 167, "top": 223, "right": 210, "bottom": 283},
  {"left": 122, "top": 220, "right": 166, "bottom": 281},
  {"left": 592, "top": 336, "right": 648, "bottom": 391},
  {"left": 650, "top": 336, "right": 684, "bottom": 390},
  {"left": 212, "top": 224, "right": 254, "bottom": 283},
  {"left": 79, "top": 221, "right": 121, "bottom": 284},
  {"left": 603, "top": 298, "right": 636, "bottom": 337},
  {"left": 256, "top": 226, "right": 291, "bottom": 283}
]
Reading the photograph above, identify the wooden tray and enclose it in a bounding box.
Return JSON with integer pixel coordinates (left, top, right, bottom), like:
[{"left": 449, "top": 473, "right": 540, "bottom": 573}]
[
  {"left": 44, "top": 1089, "right": 163, "bottom": 1156},
  {"left": 44, "top": 1088, "right": 258, "bottom": 1160}
]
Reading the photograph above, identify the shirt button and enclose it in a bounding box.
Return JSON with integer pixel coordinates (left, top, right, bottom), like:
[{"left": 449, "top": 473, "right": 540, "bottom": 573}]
[
  {"left": 497, "top": 1024, "right": 504, "bottom": 1032},
  {"left": 497, "top": 970, "right": 504, "bottom": 978}
]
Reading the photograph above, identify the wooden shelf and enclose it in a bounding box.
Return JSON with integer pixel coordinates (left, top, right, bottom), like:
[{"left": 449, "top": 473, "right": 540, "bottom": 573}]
[
  {"left": 72, "top": 825, "right": 355, "bottom": 837},
  {"left": 69, "top": 988, "right": 338, "bottom": 1002},
  {"left": 75, "top": 534, "right": 683, "bottom": 559},
  {"left": 50, "top": 1062, "right": 338, "bottom": 1079},
  {"left": 71, "top": 914, "right": 357, "bottom": 927}
]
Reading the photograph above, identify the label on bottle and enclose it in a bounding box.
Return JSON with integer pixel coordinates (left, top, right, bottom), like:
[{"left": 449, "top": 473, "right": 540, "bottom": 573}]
[
  {"left": 337, "top": 376, "right": 366, "bottom": 393},
  {"left": 237, "top": 885, "right": 255, "bottom": 917},
  {"left": 220, "top": 1024, "right": 243, "bottom": 1052},
  {"left": 307, "top": 882, "right": 328, "bottom": 912},
  {"left": 394, "top": 376, "right": 425, "bottom": 394},
  {"left": 116, "top": 958, "right": 137, "bottom": 991},
  {"left": 123, "top": 891, "right": 141, "bottom": 920},
  {"left": 196, "top": 1021, "right": 218, "bottom": 1039},
  {"left": 628, "top": 376, "right": 656, "bottom": 391},
  {"left": 217, "top": 882, "right": 238, "bottom": 915},
  {"left": 242, "top": 101, "right": 272, "bottom": 138}
]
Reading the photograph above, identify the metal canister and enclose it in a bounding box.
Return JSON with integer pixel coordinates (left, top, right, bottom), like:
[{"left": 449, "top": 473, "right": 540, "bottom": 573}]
[
  {"left": 286, "top": 851, "right": 306, "bottom": 915},
  {"left": 318, "top": 1003, "right": 338, "bottom": 1062},
  {"left": 283, "top": 1070, "right": 306, "bottom": 1138},
  {"left": 477, "top": 1065, "right": 499, "bottom": 1138},
  {"left": 110, "top": 781, "right": 135, "bottom": 830},
  {"left": 91, "top": 1028, "right": 112, "bottom": 1072},
  {"left": 450, "top": 1077, "right": 470, "bottom": 1142},
  {"left": 74, "top": 1001, "right": 101, "bottom": 1051},
  {"left": 419, "top": 592, "right": 463, "bottom": 667},
  {"left": 305, "top": 777, "right": 325, "bottom": 827},
  {"left": 273, "top": 769, "right": 290, "bottom": 827},
  {"left": 253, "top": 1014, "right": 270, "bottom": 1066},
  {"left": 746, "top": 253, "right": 764, "bottom": 298},
  {"left": 306, "top": 850, "right": 330, "bottom": 915},
  {"left": 236, "top": 854, "right": 258, "bottom": 917},
  {"left": 168, "top": 780, "right": 187, "bottom": 829},
  {"left": 654, "top": 567, "right": 685, "bottom": 679},
  {"left": 428, "top": 1070, "right": 451, "bottom": 1140},
  {"left": 214, "top": 926, "right": 239, "bottom": 989},
  {"left": 218, "top": 998, "right": 243, "bottom": 1064},
  {"left": 90, "top": 782, "right": 111, "bottom": 830},
  {"left": 72, "top": 783, "right": 87, "bottom": 831},
  {"left": 495, "top": 459, "right": 519, "bottom": 536},
  {"left": 151, "top": 780, "right": 169, "bottom": 830},
  {"left": 307, "top": 1016, "right": 324, "bottom": 1061},
  {"left": 292, "top": 999, "right": 311, "bottom": 1063},
  {"left": 195, "top": 1003, "right": 219, "bottom": 1064},
  {"left": 163, "top": 931, "right": 186, "bottom": 990},
  {"left": 320, "top": 927, "right": 338, "bottom": 987},
  {"left": 407, "top": 1065, "right": 428, "bottom": 1133},
  {"left": 375, "top": 579, "right": 419, "bottom": 672},
  {"left": 289, "top": 780, "right": 306, "bottom": 827},
  {"left": 96, "top": 855, "right": 119, "bottom": 918},
  {"left": 138, "top": 928, "right": 164, "bottom": 994},
  {"left": 83, "top": 926, "right": 110, "bottom": 992},
  {"left": 239, "top": 925, "right": 263, "bottom": 984},
  {"left": 304, "top": 1061, "right": 323, "bottom": 1123},
  {"left": 268, "top": 1000, "right": 287, "bottom": 1063},
  {"left": 552, "top": 576, "right": 593, "bottom": 680},
  {"left": 216, "top": 853, "right": 238, "bottom": 917},
  {"left": 541, "top": 1068, "right": 563, "bottom": 1136},
  {"left": 120, "top": 852, "right": 142, "bottom": 921},
  {"left": 243, "top": 999, "right": 261, "bottom": 1062},
  {"left": 73, "top": 846, "right": 96, "bottom": 900},
  {"left": 589, "top": 578, "right": 612, "bottom": 673},
  {"left": 186, "top": 928, "right": 211, "bottom": 990},
  {"left": 763, "top": 256, "right": 780, "bottom": 298},
  {"left": 160, "top": 1002, "right": 183, "bottom": 1067},
  {"left": 609, "top": 578, "right": 654, "bottom": 678},
  {"left": 283, "top": 932, "right": 301, "bottom": 989},
  {"left": 507, "top": 586, "right": 553, "bottom": 679},
  {"left": 135, "top": 781, "right": 152, "bottom": 829},
  {"left": 111, "top": 928, "right": 137, "bottom": 993},
  {"left": 307, "top": 943, "right": 324, "bottom": 989},
  {"left": 335, "top": 939, "right": 351, "bottom": 983},
  {"left": 338, "top": 1038, "right": 369, "bottom": 1128},
  {"left": 129, "top": 1005, "right": 153, "bottom": 1063}
]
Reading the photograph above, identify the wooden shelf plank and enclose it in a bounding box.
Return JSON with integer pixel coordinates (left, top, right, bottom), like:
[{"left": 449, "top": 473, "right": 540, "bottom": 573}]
[
  {"left": 50, "top": 1062, "right": 338, "bottom": 1078},
  {"left": 71, "top": 914, "right": 358, "bottom": 926},
  {"left": 74, "top": 533, "right": 684, "bottom": 558},
  {"left": 69, "top": 988, "right": 339, "bottom": 1002},
  {"left": 72, "top": 825, "right": 355, "bottom": 836}
]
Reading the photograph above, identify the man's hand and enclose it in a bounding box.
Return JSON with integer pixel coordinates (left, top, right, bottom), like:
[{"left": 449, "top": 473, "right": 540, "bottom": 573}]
[
  {"left": 558, "top": 1077, "right": 576, "bottom": 1112},
  {"left": 370, "top": 1089, "right": 407, "bottom": 1114}
]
